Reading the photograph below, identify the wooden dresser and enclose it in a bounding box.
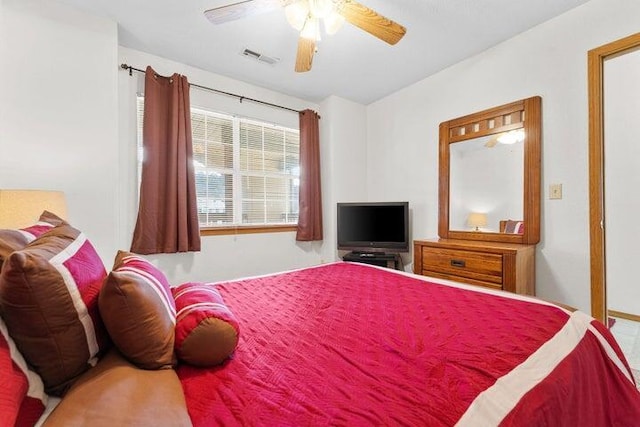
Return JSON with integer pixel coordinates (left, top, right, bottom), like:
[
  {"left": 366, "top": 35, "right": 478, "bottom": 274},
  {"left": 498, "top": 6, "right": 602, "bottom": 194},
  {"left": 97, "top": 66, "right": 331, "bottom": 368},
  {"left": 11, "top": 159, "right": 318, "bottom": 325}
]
[{"left": 413, "top": 239, "right": 535, "bottom": 295}]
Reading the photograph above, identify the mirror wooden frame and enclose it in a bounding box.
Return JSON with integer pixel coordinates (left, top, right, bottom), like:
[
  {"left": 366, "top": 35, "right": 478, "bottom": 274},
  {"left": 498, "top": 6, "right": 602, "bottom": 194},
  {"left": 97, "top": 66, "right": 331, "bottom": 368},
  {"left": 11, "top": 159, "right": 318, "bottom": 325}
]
[
  {"left": 588, "top": 32, "right": 640, "bottom": 324},
  {"left": 438, "top": 96, "right": 541, "bottom": 244}
]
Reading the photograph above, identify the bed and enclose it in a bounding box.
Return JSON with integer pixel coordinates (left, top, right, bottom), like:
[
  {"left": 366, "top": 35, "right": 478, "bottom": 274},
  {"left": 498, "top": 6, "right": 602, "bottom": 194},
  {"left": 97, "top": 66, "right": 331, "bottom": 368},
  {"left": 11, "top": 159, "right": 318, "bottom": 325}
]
[
  {"left": 177, "top": 261, "right": 640, "bottom": 426},
  {"left": 1, "top": 213, "right": 638, "bottom": 426}
]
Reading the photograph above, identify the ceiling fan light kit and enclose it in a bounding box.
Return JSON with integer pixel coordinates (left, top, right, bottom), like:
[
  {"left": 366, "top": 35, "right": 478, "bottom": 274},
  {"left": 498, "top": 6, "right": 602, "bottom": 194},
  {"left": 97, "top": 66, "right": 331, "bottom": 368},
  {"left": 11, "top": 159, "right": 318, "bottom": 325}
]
[
  {"left": 308, "top": 0, "right": 335, "bottom": 19},
  {"left": 286, "top": 0, "right": 345, "bottom": 37},
  {"left": 497, "top": 129, "right": 525, "bottom": 145},
  {"left": 204, "top": 0, "right": 406, "bottom": 72},
  {"left": 285, "top": 1, "right": 309, "bottom": 30},
  {"left": 485, "top": 129, "right": 526, "bottom": 148}
]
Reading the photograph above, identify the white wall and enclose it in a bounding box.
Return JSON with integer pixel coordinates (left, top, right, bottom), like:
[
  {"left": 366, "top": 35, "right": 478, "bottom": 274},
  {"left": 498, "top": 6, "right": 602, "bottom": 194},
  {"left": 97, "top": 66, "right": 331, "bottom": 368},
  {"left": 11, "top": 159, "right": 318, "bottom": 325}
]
[
  {"left": 318, "top": 96, "right": 368, "bottom": 264},
  {"left": 0, "top": 0, "right": 119, "bottom": 262},
  {"left": 366, "top": 0, "right": 640, "bottom": 312},
  {"left": 604, "top": 47, "right": 640, "bottom": 316}
]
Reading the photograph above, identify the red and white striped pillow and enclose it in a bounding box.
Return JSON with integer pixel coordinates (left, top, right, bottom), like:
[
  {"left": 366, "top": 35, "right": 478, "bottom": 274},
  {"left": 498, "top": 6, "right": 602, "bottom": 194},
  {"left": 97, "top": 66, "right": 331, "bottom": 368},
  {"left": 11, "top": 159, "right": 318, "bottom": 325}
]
[
  {"left": 0, "top": 222, "right": 109, "bottom": 396},
  {"left": 99, "top": 251, "right": 176, "bottom": 369},
  {"left": 504, "top": 220, "right": 525, "bottom": 234},
  {"left": 0, "top": 317, "right": 48, "bottom": 427},
  {"left": 173, "top": 282, "right": 239, "bottom": 367},
  {"left": 0, "top": 210, "right": 65, "bottom": 270}
]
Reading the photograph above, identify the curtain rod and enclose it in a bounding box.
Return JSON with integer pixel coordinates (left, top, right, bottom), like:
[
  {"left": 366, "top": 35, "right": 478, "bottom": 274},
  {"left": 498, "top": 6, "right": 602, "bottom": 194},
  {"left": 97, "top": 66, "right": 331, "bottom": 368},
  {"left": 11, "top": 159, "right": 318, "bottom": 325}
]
[{"left": 120, "top": 63, "right": 302, "bottom": 114}]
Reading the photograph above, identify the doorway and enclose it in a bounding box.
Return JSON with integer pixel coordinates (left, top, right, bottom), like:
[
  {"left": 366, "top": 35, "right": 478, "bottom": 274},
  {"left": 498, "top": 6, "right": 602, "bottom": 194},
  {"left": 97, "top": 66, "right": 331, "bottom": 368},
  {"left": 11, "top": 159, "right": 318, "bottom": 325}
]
[{"left": 588, "top": 33, "right": 640, "bottom": 324}]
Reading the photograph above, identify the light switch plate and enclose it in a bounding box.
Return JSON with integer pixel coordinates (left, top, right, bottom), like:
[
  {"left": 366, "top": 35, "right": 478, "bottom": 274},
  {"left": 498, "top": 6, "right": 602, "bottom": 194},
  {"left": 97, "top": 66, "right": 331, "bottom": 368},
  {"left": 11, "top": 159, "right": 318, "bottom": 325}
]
[{"left": 549, "top": 184, "right": 562, "bottom": 200}]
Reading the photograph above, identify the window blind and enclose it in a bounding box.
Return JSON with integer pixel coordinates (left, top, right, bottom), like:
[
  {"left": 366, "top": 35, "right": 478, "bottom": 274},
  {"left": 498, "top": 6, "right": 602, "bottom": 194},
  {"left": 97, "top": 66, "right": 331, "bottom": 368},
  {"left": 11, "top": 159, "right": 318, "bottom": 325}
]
[{"left": 137, "top": 98, "right": 300, "bottom": 228}]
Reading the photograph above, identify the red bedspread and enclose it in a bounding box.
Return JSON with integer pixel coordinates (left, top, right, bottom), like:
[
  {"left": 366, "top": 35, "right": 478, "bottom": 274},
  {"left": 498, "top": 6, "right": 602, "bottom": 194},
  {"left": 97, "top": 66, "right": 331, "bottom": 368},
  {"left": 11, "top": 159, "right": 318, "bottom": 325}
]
[{"left": 178, "top": 262, "right": 640, "bottom": 426}]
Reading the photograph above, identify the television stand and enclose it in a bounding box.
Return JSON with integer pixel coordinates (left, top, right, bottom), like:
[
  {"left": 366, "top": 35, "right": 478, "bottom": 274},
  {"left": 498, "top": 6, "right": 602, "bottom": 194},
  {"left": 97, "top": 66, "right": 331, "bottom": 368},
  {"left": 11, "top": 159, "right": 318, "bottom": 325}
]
[{"left": 343, "top": 251, "right": 404, "bottom": 271}]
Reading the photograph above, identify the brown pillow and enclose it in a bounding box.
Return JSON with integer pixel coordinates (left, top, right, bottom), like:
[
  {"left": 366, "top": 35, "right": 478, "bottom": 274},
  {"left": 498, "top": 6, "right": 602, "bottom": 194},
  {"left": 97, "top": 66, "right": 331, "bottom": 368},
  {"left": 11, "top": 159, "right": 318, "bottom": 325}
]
[
  {"left": 99, "top": 251, "right": 176, "bottom": 370},
  {"left": 0, "top": 222, "right": 109, "bottom": 396},
  {"left": 0, "top": 211, "right": 65, "bottom": 270}
]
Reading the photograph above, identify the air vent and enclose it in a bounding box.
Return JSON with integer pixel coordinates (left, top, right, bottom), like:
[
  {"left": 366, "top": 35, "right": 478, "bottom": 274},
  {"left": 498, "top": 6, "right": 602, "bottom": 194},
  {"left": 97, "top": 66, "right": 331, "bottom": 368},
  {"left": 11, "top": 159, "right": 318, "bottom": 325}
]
[{"left": 241, "top": 48, "right": 280, "bottom": 66}]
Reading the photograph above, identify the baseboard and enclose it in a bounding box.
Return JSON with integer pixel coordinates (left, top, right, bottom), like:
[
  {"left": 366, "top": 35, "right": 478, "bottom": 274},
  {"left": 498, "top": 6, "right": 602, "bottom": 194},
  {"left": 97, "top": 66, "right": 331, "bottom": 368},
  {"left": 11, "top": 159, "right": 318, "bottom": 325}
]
[{"left": 608, "top": 309, "right": 640, "bottom": 323}]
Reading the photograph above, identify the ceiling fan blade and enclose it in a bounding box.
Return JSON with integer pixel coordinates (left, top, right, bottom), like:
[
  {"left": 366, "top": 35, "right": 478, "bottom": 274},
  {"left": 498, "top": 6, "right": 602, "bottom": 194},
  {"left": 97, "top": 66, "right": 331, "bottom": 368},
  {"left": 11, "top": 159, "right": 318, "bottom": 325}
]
[
  {"left": 204, "top": 0, "right": 295, "bottom": 25},
  {"left": 295, "top": 37, "right": 316, "bottom": 72},
  {"left": 337, "top": 0, "right": 406, "bottom": 45}
]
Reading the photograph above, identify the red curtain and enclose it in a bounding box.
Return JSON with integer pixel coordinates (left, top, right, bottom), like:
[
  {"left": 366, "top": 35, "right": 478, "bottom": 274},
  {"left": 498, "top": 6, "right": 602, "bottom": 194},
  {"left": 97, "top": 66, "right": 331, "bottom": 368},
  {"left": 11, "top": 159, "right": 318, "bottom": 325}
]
[
  {"left": 296, "top": 109, "right": 323, "bottom": 241},
  {"left": 131, "top": 66, "right": 201, "bottom": 254}
]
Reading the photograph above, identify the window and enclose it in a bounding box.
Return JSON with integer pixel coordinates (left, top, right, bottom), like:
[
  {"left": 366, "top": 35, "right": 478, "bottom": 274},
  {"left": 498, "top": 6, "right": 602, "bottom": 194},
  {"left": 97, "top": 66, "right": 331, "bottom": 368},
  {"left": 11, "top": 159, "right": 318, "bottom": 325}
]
[{"left": 137, "top": 98, "right": 300, "bottom": 229}]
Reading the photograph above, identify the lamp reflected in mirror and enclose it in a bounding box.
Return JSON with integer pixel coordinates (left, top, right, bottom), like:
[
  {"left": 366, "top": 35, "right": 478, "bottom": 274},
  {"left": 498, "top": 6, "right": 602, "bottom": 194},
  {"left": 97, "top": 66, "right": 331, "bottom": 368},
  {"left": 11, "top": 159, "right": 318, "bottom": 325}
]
[{"left": 467, "top": 212, "right": 487, "bottom": 231}]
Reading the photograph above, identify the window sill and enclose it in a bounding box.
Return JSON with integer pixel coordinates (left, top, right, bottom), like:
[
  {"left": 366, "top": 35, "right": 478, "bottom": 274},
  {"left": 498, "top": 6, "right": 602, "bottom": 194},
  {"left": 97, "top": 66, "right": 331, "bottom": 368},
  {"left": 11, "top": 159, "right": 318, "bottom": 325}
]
[{"left": 200, "top": 224, "right": 298, "bottom": 236}]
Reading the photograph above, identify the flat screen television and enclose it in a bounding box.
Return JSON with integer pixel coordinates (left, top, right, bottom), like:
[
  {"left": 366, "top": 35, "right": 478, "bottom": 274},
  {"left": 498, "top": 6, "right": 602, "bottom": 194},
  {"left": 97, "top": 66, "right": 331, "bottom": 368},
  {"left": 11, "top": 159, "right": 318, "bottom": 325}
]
[{"left": 337, "top": 202, "right": 409, "bottom": 253}]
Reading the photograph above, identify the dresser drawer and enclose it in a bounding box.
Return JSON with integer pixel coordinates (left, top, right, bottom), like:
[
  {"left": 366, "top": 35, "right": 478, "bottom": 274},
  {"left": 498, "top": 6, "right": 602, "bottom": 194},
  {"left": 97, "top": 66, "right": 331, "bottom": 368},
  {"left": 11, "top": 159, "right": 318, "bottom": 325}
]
[{"left": 420, "top": 247, "right": 503, "bottom": 285}]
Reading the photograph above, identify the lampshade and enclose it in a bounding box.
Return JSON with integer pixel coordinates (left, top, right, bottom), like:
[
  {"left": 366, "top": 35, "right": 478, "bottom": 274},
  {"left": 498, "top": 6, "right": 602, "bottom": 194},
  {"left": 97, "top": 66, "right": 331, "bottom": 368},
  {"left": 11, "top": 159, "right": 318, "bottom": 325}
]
[
  {"left": 467, "top": 212, "right": 487, "bottom": 231},
  {"left": 285, "top": 1, "right": 309, "bottom": 31},
  {"left": 324, "top": 10, "right": 345, "bottom": 35},
  {"left": 300, "top": 16, "right": 321, "bottom": 41},
  {"left": 0, "top": 190, "right": 67, "bottom": 229},
  {"left": 308, "top": 0, "right": 333, "bottom": 19}
]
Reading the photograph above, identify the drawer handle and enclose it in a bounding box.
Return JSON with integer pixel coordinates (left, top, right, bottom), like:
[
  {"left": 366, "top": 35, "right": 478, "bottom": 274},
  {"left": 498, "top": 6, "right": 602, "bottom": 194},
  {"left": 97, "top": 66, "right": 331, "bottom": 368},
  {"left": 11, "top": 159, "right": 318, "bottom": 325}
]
[{"left": 451, "top": 259, "right": 466, "bottom": 268}]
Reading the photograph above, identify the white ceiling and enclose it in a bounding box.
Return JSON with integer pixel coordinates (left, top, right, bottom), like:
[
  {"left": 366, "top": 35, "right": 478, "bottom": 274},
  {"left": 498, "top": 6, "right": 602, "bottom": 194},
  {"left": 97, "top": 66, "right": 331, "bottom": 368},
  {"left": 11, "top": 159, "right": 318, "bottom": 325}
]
[{"left": 55, "top": 0, "right": 591, "bottom": 104}]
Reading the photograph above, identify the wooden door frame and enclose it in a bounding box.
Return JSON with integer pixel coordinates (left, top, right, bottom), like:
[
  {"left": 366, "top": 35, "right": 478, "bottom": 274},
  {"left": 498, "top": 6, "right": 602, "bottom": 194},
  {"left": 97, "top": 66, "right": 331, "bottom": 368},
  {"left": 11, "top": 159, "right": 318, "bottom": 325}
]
[{"left": 589, "top": 32, "right": 640, "bottom": 323}]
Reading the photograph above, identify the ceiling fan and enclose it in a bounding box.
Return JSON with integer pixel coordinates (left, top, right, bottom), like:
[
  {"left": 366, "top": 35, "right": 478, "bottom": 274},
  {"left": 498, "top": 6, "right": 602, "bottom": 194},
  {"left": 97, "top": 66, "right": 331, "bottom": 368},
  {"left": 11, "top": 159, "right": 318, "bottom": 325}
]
[{"left": 204, "top": 0, "right": 407, "bottom": 72}]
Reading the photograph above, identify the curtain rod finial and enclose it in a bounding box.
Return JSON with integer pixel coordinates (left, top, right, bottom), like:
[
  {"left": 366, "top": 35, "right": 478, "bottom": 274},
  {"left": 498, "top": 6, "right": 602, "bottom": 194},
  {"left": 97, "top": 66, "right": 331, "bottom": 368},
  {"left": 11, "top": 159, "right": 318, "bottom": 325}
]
[{"left": 120, "top": 63, "right": 132, "bottom": 76}]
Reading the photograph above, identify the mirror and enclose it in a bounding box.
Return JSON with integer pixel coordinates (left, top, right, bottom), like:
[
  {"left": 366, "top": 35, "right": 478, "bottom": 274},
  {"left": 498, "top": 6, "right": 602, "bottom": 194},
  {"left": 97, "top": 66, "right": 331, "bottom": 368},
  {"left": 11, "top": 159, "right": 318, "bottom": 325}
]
[
  {"left": 438, "top": 96, "right": 541, "bottom": 245},
  {"left": 449, "top": 134, "right": 524, "bottom": 232}
]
